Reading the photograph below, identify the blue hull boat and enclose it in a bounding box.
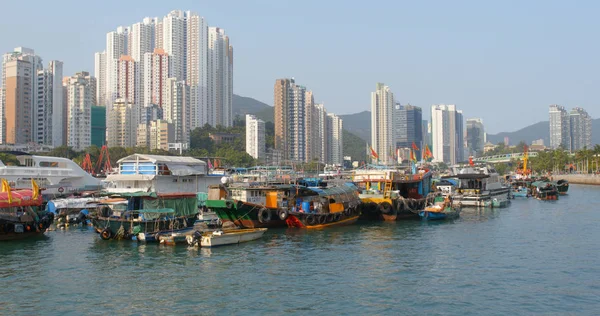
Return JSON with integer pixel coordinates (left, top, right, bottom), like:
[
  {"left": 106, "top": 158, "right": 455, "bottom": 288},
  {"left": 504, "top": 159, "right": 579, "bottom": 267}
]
[{"left": 512, "top": 188, "right": 529, "bottom": 198}]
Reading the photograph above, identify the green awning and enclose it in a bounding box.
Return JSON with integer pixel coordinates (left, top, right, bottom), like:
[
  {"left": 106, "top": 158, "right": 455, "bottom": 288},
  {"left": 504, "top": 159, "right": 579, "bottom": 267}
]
[{"left": 135, "top": 208, "right": 175, "bottom": 214}]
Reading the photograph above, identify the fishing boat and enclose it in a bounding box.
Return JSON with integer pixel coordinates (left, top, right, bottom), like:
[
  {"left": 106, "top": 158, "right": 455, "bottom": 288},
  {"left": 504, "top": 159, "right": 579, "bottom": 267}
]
[
  {"left": 90, "top": 192, "right": 199, "bottom": 240},
  {"left": 186, "top": 228, "right": 267, "bottom": 247},
  {"left": 353, "top": 166, "right": 433, "bottom": 221},
  {"left": 418, "top": 195, "right": 461, "bottom": 220},
  {"left": 47, "top": 196, "right": 100, "bottom": 226},
  {"left": 449, "top": 165, "right": 511, "bottom": 207},
  {"left": 530, "top": 181, "right": 559, "bottom": 200},
  {"left": 554, "top": 179, "right": 569, "bottom": 195},
  {"left": 0, "top": 189, "right": 54, "bottom": 241},
  {"left": 284, "top": 185, "right": 362, "bottom": 229},
  {"left": 510, "top": 179, "right": 531, "bottom": 198},
  {"left": 207, "top": 181, "right": 362, "bottom": 229}
]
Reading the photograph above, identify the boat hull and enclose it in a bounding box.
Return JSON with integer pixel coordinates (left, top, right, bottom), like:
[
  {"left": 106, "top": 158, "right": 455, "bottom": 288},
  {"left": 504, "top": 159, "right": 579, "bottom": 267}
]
[
  {"left": 453, "top": 188, "right": 510, "bottom": 207},
  {"left": 285, "top": 211, "right": 360, "bottom": 229},
  {"left": 186, "top": 228, "right": 267, "bottom": 247},
  {"left": 91, "top": 215, "right": 196, "bottom": 240},
  {"left": 208, "top": 199, "right": 287, "bottom": 229},
  {"left": 418, "top": 210, "right": 460, "bottom": 220},
  {"left": 359, "top": 196, "right": 425, "bottom": 221}
]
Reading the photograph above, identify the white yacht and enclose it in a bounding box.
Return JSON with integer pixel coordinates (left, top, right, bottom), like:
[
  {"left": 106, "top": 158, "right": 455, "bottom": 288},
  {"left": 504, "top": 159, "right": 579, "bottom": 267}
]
[
  {"left": 0, "top": 154, "right": 103, "bottom": 196},
  {"left": 450, "top": 165, "right": 511, "bottom": 207}
]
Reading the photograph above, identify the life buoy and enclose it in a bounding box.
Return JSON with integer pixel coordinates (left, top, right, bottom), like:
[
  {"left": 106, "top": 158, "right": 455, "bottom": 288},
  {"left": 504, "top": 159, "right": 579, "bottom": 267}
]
[
  {"left": 58, "top": 187, "right": 64, "bottom": 193},
  {"left": 258, "top": 208, "right": 271, "bottom": 223},
  {"left": 378, "top": 202, "right": 394, "bottom": 215},
  {"left": 226, "top": 201, "right": 234, "bottom": 209},
  {"left": 100, "top": 228, "right": 113, "bottom": 240},
  {"left": 278, "top": 209, "right": 289, "bottom": 221},
  {"left": 306, "top": 214, "right": 317, "bottom": 225}
]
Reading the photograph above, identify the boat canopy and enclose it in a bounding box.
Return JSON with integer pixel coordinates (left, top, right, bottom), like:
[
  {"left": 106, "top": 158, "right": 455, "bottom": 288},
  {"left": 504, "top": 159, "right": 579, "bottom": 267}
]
[
  {"left": 531, "top": 181, "right": 555, "bottom": 188},
  {"left": 0, "top": 190, "right": 42, "bottom": 208},
  {"left": 135, "top": 208, "right": 175, "bottom": 214}
]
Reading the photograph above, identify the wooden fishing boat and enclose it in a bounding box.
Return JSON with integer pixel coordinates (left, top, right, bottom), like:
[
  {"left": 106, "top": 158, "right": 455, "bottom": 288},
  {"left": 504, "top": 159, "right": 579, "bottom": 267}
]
[
  {"left": 186, "top": 228, "right": 267, "bottom": 247},
  {"left": 206, "top": 183, "right": 362, "bottom": 229},
  {"left": 530, "top": 181, "right": 559, "bottom": 201},
  {"left": 510, "top": 179, "right": 531, "bottom": 198},
  {"left": 418, "top": 195, "right": 461, "bottom": 220},
  {"left": 353, "top": 166, "right": 433, "bottom": 221},
  {"left": 0, "top": 189, "right": 54, "bottom": 241},
  {"left": 90, "top": 192, "right": 199, "bottom": 240},
  {"left": 554, "top": 179, "right": 569, "bottom": 195}
]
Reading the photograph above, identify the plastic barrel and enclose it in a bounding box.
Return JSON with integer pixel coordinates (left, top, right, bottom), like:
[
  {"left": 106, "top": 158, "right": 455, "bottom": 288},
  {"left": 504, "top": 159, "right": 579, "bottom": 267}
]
[{"left": 302, "top": 201, "right": 311, "bottom": 212}]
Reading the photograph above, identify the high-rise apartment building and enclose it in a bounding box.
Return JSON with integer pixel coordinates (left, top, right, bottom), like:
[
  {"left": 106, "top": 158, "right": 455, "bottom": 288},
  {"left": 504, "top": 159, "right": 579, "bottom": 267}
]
[
  {"left": 569, "top": 107, "right": 592, "bottom": 152},
  {"left": 314, "top": 103, "right": 328, "bottom": 163},
  {"left": 94, "top": 51, "right": 106, "bottom": 106},
  {"left": 431, "top": 104, "right": 464, "bottom": 165},
  {"left": 274, "top": 78, "right": 307, "bottom": 162},
  {"left": 137, "top": 119, "right": 174, "bottom": 150},
  {"left": 95, "top": 10, "right": 231, "bottom": 146},
  {"left": 327, "top": 113, "right": 343, "bottom": 165},
  {"left": 466, "top": 118, "right": 485, "bottom": 157},
  {"left": 107, "top": 98, "right": 138, "bottom": 147},
  {"left": 208, "top": 27, "right": 233, "bottom": 127},
  {"left": 371, "top": 83, "right": 395, "bottom": 164},
  {"left": 393, "top": 103, "right": 422, "bottom": 159},
  {"left": 549, "top": 104, "right": 571, "bottom": 150},
  {"left": 164, "top": 78, "right": 190, "bottom": 144},
  {"left": 65, "top": 72, "right": 95, "bottom": 151},
  {"left": 35, "top": 60, "right": 64, "bottom": 146},
  {"left": 245, "top": 114, "right": 265, "bottom": 161}
]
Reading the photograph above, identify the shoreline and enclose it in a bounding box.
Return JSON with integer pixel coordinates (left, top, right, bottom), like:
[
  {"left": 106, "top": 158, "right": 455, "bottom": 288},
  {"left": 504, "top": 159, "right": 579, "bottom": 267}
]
[{"left": 553, "top": 174, "right": 600, "bottom": 185}]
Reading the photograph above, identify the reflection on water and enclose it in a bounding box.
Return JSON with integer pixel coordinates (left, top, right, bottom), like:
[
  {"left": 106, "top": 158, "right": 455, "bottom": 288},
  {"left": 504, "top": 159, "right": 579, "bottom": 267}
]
[{"left": 1, "top": 185, "right": 600, "bottom": 314}]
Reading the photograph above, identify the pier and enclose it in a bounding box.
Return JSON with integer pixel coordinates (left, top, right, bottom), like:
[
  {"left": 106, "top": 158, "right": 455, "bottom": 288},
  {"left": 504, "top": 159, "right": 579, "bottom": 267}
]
[{"left": 554, "top": 174, "right": 600, "bottom": 185}]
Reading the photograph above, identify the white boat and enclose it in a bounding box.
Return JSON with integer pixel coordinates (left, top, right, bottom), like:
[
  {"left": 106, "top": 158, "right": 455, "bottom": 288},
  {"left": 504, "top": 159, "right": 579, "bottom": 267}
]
[
  {"left": 0, "top": 154, "right": 103, "bottom": 196},
  {"left": 103, "top": 154, "right": 222, "bottom": 194},
  {"left": 449, "top": 165, "right": 511, "bottom": 207},
  {"left": 186, "top": 228, "right": 267, "bottom": 247}
]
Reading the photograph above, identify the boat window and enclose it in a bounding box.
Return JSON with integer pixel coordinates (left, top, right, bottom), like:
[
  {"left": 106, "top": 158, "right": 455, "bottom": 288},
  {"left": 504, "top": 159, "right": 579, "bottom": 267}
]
[{"left": 39, "top": 161, "right": 59, "bottom": 168}]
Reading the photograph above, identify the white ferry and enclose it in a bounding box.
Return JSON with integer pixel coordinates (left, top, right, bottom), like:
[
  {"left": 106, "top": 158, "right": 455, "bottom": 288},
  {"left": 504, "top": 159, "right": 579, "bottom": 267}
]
[{"left": 0, "top": 154, "right": 103, "bottom": 196}]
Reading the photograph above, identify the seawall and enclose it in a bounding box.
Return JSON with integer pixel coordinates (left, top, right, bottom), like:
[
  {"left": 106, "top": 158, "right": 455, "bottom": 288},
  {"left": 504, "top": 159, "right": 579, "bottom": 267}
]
[{"left": 553, "top": 174, "right": 600, "bottom": 185}]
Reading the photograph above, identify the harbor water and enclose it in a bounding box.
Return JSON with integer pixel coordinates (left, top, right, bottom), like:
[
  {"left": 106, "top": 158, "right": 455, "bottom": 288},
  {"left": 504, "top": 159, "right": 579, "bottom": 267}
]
[{"left": 1, "top": 184, "right": 600, "bottom": 315}]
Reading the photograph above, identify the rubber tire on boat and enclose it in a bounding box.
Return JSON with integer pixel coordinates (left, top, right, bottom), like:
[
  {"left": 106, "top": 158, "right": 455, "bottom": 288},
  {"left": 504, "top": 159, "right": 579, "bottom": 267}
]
[
  {"left": 378, "top": 202, "right": 394, "bottom": 215},
  {"left": 226, "top": 201, "right": 234, "bottom": 209},
  {"left": 305, "top": 214, "right": 317, "bottom": 225},
  {"left": 100, "top": 228, "right": 113, "bottom": 240},
  {"left": 258, "top": 208, "right": 271, "bottom": 223},
  {"left": 326, "top": 214, "right": 334, "bottom": 223},
  {"left": 278, "top": 209, "right": 289, "bottom": 221},
  {"left": 333, "top": 213, "right": 341, "bottom": 222},
  {"left": 318, "top": 214, "right": 327, "bottom": 224}
]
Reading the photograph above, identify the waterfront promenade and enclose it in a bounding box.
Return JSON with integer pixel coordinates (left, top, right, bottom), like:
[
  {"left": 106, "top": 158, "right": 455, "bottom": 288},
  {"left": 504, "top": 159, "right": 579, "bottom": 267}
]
[{"left": 555, "top": 174, "right": 600, "bottom": 185}]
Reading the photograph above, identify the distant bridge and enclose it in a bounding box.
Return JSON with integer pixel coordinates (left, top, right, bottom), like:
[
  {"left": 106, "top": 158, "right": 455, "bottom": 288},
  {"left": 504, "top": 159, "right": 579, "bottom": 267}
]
[{"left": 472, "top": 152, "right": 538, "bottom": 164}]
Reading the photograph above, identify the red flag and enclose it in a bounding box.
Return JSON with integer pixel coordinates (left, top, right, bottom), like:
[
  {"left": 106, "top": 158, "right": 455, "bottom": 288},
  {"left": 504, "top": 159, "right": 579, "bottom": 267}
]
[
  {"left": 469, "top": 156, "right": 474, "bottom": 166},
  {"left": 412, "top": 142, "right": 419, "bottom": 151},
  {"left": 423, "top": 144, "right": 433, "bottom": 160},
  {"left": 208, "top": 159, "right": 213, "bottom": 169},
  {"left": 370, "top": 146, "right": 379, "bottom": 159},
  {"left": 410, "top": 149, "right": 417, "bottom": 162}
]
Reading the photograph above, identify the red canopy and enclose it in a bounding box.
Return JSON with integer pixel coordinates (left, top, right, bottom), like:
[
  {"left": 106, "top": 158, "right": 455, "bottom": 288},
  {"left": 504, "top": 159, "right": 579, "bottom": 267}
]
[{"left": 0, "top": 189, "right": 42, "bottom": 208}]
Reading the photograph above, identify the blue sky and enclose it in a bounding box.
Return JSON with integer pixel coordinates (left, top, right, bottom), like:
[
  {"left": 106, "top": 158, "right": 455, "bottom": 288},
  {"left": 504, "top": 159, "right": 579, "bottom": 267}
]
[{"left": 1, "top": 0, "right": 598, "bottom": 133}]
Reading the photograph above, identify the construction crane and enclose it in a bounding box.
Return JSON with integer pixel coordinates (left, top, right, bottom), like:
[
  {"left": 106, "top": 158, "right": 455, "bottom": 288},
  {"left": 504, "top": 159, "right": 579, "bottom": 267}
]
[
  {"left": 521, "top": 145, "right": 530, "bottom": 175},
  {"left": 81, "top": 154, "right": 94, "bottom": 174}
]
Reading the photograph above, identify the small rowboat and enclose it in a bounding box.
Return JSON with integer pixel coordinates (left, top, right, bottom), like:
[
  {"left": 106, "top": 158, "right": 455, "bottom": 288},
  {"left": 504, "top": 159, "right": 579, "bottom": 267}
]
[{"left": 418, "top": 196, "right": 461, "bottom": 220}]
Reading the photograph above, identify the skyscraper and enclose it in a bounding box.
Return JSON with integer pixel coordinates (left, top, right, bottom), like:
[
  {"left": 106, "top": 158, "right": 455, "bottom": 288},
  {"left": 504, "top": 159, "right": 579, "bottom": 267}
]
[
  {"left": 327, "top": 113, "right": 343, "bottom": 165},
  {"left": 164, "top": 78, "right": 190, "bottom": 144},
  {"left": 431, "top": 104, "right": 464, "bottom": 165},
  {"left": 208, "top": 27, "right": 233, "bottom": 127},
  {"left": 274, "top": 78, "right": 304, "bottom": 162},
  {"left": 393, "top": 103, "right": 422, "bottom": 159},
  {"left": 35, "top": 60, "right": 64, "bottom": 146},
  {"left": 107, "top": 98, "right": 138, "bottom": 147},
  {"left": 245, "top": 114, "right": 265, "bottom": 161},
  {"left": 65, "top": 72, "right": 95, "bottom": 151},
  {"left": 95, "top": 10, "right": 231, "bottom": 145},
  {"left": 314, "top": 103, "right": 329, "bottom": 163},
  {"left": 466, "top": 118, "right": 485, "bottom": 157},
  {"left": 569, "top": 107, "right": 592, "bottom": 151},
  {"left": 94, "top": 51, "right": 106, "bottom": 106},
  {"left": 549, "top": 104, "right": 570, "bottom": 150},
  {"left": 371, "top": 83, "right": 394, "bottom": 165}
]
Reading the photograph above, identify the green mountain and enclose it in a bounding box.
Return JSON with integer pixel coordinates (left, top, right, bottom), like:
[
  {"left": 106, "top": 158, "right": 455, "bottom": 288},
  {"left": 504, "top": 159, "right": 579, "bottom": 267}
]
[
  {"left": 232, "top": 94, "right": 273, "bottom": 122},
  {"left": 339, "top": 111, "right": 371, "bottom": 142},
  {"left": 487, "top": 119, "right": 599, "bottom": 146}
]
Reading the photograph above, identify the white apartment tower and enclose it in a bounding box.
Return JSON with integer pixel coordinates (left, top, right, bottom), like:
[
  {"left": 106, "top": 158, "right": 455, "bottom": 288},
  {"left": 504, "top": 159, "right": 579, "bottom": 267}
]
[
  {"left": 208, "top": 27, "right": 233, "bottom": 127},
  {"left": 314, "top": 103, "right": 329, "bottom": 163},
  {"left": 371, "top": 83, "right": 395, "bottom": 164},
  {"left": 66, "top": 72, "right": 95, "bottom": 151},
  {"left": 245, "top": 114, "right": 265, "bottom": 161},
  {"left": 431, "top": 104, "right": 464, "bottom": 165},
  {"left": 142, "top": 48, "right": 170, "bottom": 108},
  {"left": 35, "top": 60, "right": 64, "bottom": 146},
  {"left": 164, "top": 78, "right": 190, "bottom": 144},
  {"left": 327, "top": 113, "right": 344, "bottom": 165},
  {"left": 96, "top": 10, "right": 230, "bottom": 146},
  {"left": 549, "top": 104, "right": 571, "bottom": 150},
  {"left": 569, "top": 107, "right": 592, "bottom": 152}
]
